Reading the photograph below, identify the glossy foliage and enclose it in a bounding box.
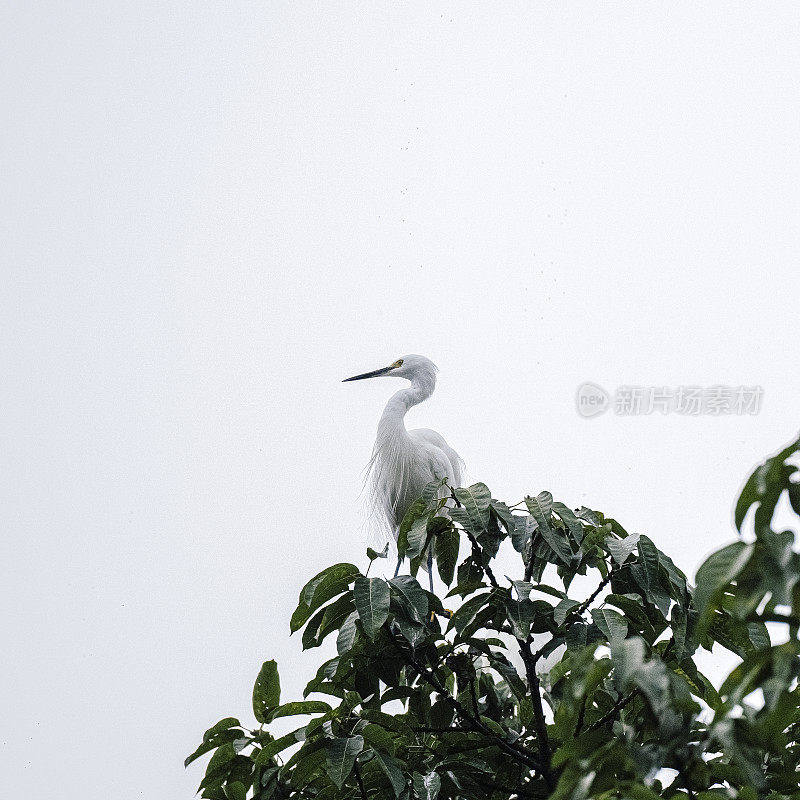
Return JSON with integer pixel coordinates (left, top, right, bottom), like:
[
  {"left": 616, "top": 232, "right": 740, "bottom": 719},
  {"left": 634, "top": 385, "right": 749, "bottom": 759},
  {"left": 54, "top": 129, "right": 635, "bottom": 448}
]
[{"left": 189, "top": 435, "right": 800, "bottom": 799}]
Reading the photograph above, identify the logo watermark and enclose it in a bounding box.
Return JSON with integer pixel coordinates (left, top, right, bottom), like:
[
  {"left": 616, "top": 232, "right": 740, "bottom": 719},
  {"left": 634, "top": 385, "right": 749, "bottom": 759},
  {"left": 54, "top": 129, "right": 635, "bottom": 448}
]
[{"left": 576, "top": 383, "right": 763, "bottom": 418}]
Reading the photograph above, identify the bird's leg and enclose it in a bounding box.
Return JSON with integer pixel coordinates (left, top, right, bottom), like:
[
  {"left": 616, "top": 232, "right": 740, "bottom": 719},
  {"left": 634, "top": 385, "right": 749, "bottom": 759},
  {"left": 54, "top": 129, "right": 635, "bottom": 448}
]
[{"left": 393, "top": 555, "right": 402, "bottom": 578}]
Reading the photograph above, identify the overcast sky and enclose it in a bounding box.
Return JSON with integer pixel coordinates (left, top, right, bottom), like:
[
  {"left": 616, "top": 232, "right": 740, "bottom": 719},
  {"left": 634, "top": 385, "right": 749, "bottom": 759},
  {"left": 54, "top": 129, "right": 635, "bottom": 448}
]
[{"left": 3, "top": 3, "right": 800, "bottom": 797}]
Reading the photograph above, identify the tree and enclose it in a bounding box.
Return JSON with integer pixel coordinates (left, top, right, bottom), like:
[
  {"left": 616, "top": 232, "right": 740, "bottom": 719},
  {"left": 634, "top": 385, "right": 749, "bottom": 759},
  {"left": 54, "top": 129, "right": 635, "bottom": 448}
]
[{"left": 188, "top": 434, "right": 800, "bottom": 799}]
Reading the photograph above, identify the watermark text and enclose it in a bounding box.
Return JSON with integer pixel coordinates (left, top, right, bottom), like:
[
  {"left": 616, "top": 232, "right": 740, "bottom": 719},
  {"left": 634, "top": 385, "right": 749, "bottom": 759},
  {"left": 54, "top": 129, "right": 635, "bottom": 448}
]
[{"left": 576, "top": 383, "right": 763, "bottom": 418}]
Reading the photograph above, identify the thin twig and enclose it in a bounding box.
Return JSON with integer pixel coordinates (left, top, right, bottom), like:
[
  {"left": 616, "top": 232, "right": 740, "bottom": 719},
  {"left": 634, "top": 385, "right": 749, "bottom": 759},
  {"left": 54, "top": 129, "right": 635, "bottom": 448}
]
[
  {"left": 466, "top": 528, "right": 500, "bottom": 588},
  {"left": 517, "top": 638, "right": 556, "bottom": 790},
  {"left": 530, "top": 568, "right": 617, "bottom": 663},
  {"left": 584, "top": 689, "right": 638, "bottom": 733},
  {"left": 571, "top": 568, "right": 615, "bottom": 620},
  {"left": 450, "top": 489, "right": 501, "bottom": 589},
  {"left": 451, "top": 497, "right": 555, "bottom": 788},
  {"left": 385, "top": 625, "right": 545, "bottom": 774},
  {"left": 523, "top": 533, "right": 540, "bottom": 582}
]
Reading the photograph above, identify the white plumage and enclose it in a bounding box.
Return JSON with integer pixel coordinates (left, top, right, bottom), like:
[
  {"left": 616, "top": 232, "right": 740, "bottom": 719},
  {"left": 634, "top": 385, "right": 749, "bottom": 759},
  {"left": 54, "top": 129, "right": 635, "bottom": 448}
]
[{"left": 343, "top": 355, "right": 464, "bottom": 586}]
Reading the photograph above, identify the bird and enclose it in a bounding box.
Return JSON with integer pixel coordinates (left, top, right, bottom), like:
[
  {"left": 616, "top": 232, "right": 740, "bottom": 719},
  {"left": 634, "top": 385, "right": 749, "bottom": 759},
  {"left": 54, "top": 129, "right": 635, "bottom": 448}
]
[{"left": 343, "top": 355, "right": 464, "bottom": 593}]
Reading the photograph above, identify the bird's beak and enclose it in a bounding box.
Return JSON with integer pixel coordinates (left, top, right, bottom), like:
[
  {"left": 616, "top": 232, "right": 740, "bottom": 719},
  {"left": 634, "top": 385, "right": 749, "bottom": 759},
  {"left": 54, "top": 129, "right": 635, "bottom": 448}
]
[{"left": 342, "top": 365, "right": 394, "bottom": 382}]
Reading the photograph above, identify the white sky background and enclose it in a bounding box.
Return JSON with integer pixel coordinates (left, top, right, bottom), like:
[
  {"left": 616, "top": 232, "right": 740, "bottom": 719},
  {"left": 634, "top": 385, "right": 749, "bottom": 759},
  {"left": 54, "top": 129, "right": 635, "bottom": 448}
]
[{"left": 3, "top": 2, "right": 800, "bottom": 796}]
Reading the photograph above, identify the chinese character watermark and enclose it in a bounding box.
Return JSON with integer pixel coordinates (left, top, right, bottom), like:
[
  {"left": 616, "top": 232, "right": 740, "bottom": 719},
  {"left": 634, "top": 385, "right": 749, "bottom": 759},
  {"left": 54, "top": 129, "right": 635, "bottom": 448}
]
[{"left": 576, "top": 383, "right": 763, "bottom": 418}]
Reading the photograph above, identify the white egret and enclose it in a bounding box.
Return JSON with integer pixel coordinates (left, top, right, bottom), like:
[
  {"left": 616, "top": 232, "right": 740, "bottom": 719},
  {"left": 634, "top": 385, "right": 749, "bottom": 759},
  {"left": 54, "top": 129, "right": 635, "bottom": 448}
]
[{"left": 343, "top": 355, "right": 464, "bottom": 592}]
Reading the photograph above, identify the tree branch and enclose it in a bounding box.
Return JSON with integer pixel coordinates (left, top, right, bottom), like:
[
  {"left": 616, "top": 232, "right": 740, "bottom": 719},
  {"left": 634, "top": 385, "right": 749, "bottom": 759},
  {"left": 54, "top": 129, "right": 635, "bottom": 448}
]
[
  {"left": 465, "top": 527, "right": 500, "bottom": 589},
  {"left": 450, "top": 493, "right": 557, "bottom": 788},
  {"left": 449, "top": 489, "right": 501, "bottom": 590},
  {"left": 524, "top": 532, "right": 541, "bottom": 582},
  {"left": 445, "top": 491, "right": 618, "bottom": 792},
  {"left": 571, "top": 568, "right": 616, "bottom": 621},
  {"left": 530, "top": 567, "right": 617, "bottom": 663},
  {"left": 385, "top": 625, "right": 545, "bottom": 774},
  {"left": 583, "top": 689, "right": 638, "bottom": 734},
  {"left": 518, "top": 638, "right": 556, "bottom": 790}
]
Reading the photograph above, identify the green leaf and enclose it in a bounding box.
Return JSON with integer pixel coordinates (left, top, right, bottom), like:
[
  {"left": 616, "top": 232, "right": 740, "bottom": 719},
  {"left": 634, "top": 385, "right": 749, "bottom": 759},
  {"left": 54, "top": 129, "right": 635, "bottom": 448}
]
[
  {"left": 361, "top": 723, "right": 395, "bottom": 755},
  {"left": 448, "top": 591, "right": 492, "bottom": 634},
  {"left": 201, "top": 740, "right": 236, "bottom": 780},
  {"left": 413, "top": 770, "right": 441, "bottom": 800},
  {"left": 301, "top": 606, "right": 328, "bottom": 651},
  {"left": 637, "top": 535, "right": 662, "bottom": 586},
  {"left": 287, "top": 742, "right": 327, "bottom": 789},
  {"left": 607, "top": 532, "right": 640, "bottom": 565},
  {"left": 253, "top": 729, "right": 304, "bottom": 765},
  {"left": 511, "top": 515, "right": 536, "bottom": 553},
  {"left": 735, "top": 435, "right": 800, "bottom": 531},
  {"left": 395, "top": 614, "right": 426, "bottom": 647},
  {"left": 747, "top": 620, "right": 770, "bottom": 650},
  {"left": 354, "top": 576, "right": 390, "bottom": 639},
  {"left": 225, "top": 782, "right": 246, "bottom": 800},
  {"left": 694, "top": 541, "right": 754, "bottom": 624},
  {"left": 576, "top": 506, "right": 601, "bottom": 526},
  {"left": 434, "top": 521, "right": 460, "bottom": 585},
  {"left": 203, "top": 717, "right": 240, "bottom": 743},
  {"left": 324, "top": 735, "right": 364, "bottom": 789},
  {"left": 672, "top": 662, "right": 721, "bottom": 710},
  {"left": 537, "top": 523, "right": 574, "bottom": 566},
  {"left": 422, "top": 476, "right": 449, "bottom": 502},
  {"left": 291, "top": 563, "right": 360, "bottom": 633},
  {"left": 566, "top": 621, "right": 588, "bottom": 651},
  {"left": 526, "top": 582, "right": 567, "bottom": 601},
  {"left": 718, "top": 645, "right": 778, "bottom": 704},
  {"left": 374, "top": 750, "right": 406, "bottom": 797},
  {"left": 266, "top": 700, "right": 331, "bottom": 722},
  {"left": 454, "top": 483, "right": 492, "bottom": 532},
  {"left": 490, "top": 500, "right": 517, "bottom": 535},
  {"left": 448, "top": 559, "right": 486, "bottom": 598},
  {"left": 788, "top": 480, "right": 800, "bottom": 516},
  {"left": 336, "top": 611, "right": 359, "bottom": 655},
  {"left": 525, "top": 494, "right": 573, "bottom": 565},
  {"left": 389, "top": 575, "right": 429, "bottom": 622},
  {"left": 615, "top": 783, "right": 664, "bottom": 800},
  {"left": 511, "top": 580, "right": 533, "bottom": 601},
  {"left": 405, "top": 516, "right": 430, "bottom": 561},
  {"left": 552, "top": 501, "right": 585, "bottom": 545},
  {"left": 252, "top": 660, "right": 281, "bottom": 723},
  {"left": 554, "top": 598, "right": 580, "bottom": 626},
  {"left": 534, "top": 490, "right": 553, "bottom": 516},
  {"left": 506, "top": 596, "right": 535, "bottom": 639},
  {"left": 185, "top": 721, "right": 243, "bottom": 768},
  {"left": 305, "top": 593, "right": 356, "bottom": 650},
  {"left": 612, "top": 637, "right": 674, "bottom": 718},
  {"left": 367, "top": 544, "right": 388, "bottom": 561},
  {"left": 629, "top": 562, "right": 671, "bottom": 618},
  {"left": 397, "top": 499, "right": 428, "bottom": 558},
  {"left": 591, "top": 608, "right": 628, "bottom": 646}
]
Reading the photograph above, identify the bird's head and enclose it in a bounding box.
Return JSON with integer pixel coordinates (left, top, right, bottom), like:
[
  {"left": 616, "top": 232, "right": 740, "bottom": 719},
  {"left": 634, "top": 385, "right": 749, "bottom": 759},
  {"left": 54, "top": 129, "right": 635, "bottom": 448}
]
[{"left": 342, "top": 354, "right": 438, "bottom": 384}]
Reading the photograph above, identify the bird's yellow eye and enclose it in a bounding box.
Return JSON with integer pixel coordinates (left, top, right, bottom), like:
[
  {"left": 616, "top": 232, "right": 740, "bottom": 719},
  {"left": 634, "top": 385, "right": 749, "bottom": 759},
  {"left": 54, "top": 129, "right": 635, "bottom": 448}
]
[{"left": 391, "top": 359, "right": 404, "bottom": 368}]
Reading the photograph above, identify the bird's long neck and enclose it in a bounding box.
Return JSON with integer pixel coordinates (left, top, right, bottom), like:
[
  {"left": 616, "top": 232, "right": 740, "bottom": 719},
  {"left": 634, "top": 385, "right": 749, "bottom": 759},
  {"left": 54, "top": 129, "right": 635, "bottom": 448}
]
[{"left": 377, "top": 377, "right": 435, "bottom": 440}]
